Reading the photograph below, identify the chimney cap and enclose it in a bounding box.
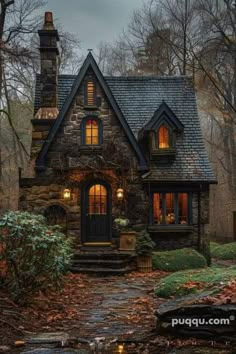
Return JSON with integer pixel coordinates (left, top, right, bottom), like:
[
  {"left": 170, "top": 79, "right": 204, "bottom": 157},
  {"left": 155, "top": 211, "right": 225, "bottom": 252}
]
[{"left": 43, "top": 11, "right": 55, "bottom": 30}]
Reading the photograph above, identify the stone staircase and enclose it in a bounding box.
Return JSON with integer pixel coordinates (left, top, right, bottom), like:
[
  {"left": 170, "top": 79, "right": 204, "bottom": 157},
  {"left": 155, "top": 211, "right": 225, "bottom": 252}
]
[{"left": 71, "top": 249, "right": 137, "bottom": 275}]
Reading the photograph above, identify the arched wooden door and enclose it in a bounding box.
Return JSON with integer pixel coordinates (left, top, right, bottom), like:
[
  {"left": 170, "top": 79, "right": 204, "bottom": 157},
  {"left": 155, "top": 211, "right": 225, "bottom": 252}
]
[{"left": 82, "top": 181, "right": 111, "bottom": 243}]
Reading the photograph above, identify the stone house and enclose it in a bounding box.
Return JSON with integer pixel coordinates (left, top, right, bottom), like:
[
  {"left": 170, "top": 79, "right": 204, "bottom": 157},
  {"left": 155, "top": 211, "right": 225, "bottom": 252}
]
[{"left": 20, "top": 13, "right": 216, "bottom": 257}]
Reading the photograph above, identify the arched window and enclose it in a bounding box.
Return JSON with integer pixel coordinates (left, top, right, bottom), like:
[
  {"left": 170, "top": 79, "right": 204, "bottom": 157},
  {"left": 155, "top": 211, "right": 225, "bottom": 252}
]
[
  {"left": 158, "top": 124, "right": 170, "bottom": 148},
  {"left": 85, "top": 80, "right": 96, "bottom": 106},
  {"left": 81, "top": 117, "right": 102, "bottom": 146},
  {"left": 89, "top": 184, "right": 107, "bottom": 215}
]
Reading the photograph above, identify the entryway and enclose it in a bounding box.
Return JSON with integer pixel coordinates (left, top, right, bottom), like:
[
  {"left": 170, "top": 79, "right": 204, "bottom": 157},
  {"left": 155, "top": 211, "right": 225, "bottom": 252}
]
[{"left": 82, "top": 180, "right": 111, "bottom": 243}]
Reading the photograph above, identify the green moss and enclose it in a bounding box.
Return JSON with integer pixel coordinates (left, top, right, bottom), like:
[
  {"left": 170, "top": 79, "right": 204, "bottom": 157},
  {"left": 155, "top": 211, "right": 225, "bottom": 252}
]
[
  {"left": 152, "top": 248, "right": 207, "bottom": 272},
  {"left": 210, "top": 242, "right": 236, "bottom": 260},
  {"left": 155, "top": 266, "right": 236, "bottom": 298}
]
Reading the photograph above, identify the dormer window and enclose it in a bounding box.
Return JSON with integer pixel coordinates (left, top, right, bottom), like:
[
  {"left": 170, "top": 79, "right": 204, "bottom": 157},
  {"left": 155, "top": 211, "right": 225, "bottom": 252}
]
[
  {"left": 158, "top": 124, "right": 170, "bottom": 149},
  {"left": 81, "top": 117, "right": 102, "bottom": 146},
  {"left": 85, "top": 79, "right": 96, "bottom": 107}
]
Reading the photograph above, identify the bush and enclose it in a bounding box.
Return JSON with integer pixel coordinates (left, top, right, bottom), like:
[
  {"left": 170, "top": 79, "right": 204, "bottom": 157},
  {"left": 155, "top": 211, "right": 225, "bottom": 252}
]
[
  {"left": 155, "top": 266, "right": 236, "bottom": 298},
  {"left": 0, "top": 211, "right": 72, "bottom": 302},
  {"left": 135, "top": 230, "right": 155, "bottom": 256},
  {"left": 152, "top": 248, "right": 207, "bottom": 272},
  {"left": 210, "top": 242, "right": 236, "bottom": 260},
  {"left": 199, "top": 234, "right": 211, "bottom": 266}
]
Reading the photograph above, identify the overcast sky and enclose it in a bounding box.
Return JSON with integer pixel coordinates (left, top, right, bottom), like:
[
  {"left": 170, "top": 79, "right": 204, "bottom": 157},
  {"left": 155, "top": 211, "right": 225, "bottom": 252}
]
[{"left": 42, "top": 0, "right": 144, "bottom": 55}]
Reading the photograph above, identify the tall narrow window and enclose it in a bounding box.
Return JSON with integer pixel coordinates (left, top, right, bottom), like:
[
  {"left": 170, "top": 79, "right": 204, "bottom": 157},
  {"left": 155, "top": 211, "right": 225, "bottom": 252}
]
[
  {"left": 86, "top": 80, "right": 95, "bottom": 106},
  {"left": 178, "top": 193, "right": 188, "bottom": 224},
  {"left": 85, "top": 119, "right": 99, "bottom": 145},
  {"left": 158, "top": 125, "right": 169, "bottom": 148},
  {"left": 165, "top": 193, "right": 175, "bottom": 224}
]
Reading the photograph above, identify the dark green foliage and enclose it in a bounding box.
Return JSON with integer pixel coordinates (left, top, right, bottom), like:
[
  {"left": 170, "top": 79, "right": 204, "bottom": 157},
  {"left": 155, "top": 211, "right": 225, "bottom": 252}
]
[
  {"left": 155, "top": 266, "right": 236, "bottom": 298},
  {"left": 210, "top": 242, "right": 236, "bottom": 260},
  {"left": 0, "top": 211, "right": 72, "bottom": 302},
  {"left": 152, "top": 248, "right": 207, "bottom": 272},
  {"left": 135, "top": 230, "right": 155, "bottom": 256}
]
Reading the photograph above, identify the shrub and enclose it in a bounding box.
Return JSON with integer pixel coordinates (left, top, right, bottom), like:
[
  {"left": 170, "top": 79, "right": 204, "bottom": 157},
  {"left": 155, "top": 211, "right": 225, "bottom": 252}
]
[
  {"left": 210, "top": 242, "right": 236, "bottom": 260},
  {"left": 0, "top": 211, "right": 72, "bottom": 302},
  {"left": 135, "top": 230, "right": 155, "bottom": 256},
  {"left": 152, "top": 248, "right": 207, "bottom": 272},
  {"left": 155, "top": 266, "right": 236, "bottom": 298}
]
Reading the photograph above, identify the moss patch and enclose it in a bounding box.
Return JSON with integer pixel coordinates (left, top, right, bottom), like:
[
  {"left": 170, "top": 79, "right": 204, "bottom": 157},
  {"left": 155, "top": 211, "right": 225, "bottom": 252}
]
[
  {"left": 210, "top": 242, "right": 236, "bottom": 260},
  {"left": 155, "top": 266, "right": 236, "bottom": 298},
  {"left": 152, "top": 248, "right": 207, "bottom": 272}
]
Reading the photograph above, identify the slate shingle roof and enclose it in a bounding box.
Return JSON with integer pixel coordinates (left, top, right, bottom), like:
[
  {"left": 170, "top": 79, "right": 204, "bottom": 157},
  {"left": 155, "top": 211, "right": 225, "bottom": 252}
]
[{"left": 34, "top": 74, "right": 216, "bottom": 183}]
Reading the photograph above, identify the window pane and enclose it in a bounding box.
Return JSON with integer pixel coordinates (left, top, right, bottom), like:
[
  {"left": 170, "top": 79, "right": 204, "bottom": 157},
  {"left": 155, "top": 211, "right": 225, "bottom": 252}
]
[
  {"left": 166, "top": 193, "right": 175, "bottom": 224},
  {"left": 85, "top": 119, "right": 99, "bottom": 145},
  {"left": 87, "top": 81, "right": 95, "bottom": 105},
  {"left": 178, "top": 193, "right": 188, "bottom": 224},
  {"left": 158, "top": 125, "right": 169, "bottom": 148},
  {"left": 153, "top": 193, "right": 163, "bottom": 224},
  {"left": 89, "top": 184, "right": 107, "bottom": 215}
]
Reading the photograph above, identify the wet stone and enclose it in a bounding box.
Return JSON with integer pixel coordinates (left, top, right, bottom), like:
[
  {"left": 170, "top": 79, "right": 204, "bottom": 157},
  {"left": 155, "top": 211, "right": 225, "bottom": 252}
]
[{"left": 26, "top": 333, "right": 70, "bottom": 345}]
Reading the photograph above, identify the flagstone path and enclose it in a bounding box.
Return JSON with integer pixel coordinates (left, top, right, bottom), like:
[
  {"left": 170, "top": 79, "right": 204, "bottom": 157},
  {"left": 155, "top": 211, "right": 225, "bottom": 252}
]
[{"left": 20, "top": 274, "right": 164, "bottom": 354}]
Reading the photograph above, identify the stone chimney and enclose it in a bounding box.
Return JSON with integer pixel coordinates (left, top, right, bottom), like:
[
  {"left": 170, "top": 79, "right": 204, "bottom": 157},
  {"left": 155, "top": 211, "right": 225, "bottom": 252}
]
[
  {"left": 32, "top": 12, "right": 59, "bottom": 156},
  {"left": 35, "top": 12, "right": 59, "bottom": 119}
]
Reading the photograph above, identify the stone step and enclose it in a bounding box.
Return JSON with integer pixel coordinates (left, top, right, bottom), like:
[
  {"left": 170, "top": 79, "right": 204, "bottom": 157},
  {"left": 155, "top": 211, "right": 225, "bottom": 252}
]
[
  {"left": 70, "top": 265, "right": 136, "bottom": 275},
  {"left": 73, "top": 252, "right": 135, "bottom": 260},
  {"left": 72, "top": 259, "right": 134, "bottom": 270}
]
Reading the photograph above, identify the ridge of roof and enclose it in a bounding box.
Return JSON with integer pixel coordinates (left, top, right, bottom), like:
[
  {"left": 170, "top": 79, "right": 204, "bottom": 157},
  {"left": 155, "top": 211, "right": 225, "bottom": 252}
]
[{"left": 35, "top": 52, "right": 148, "bottom": 171}]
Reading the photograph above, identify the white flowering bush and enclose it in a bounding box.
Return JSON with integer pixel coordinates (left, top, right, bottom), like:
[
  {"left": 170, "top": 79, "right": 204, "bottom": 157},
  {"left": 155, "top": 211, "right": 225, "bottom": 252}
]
[{"left": 114, "top": 217, "right": 130, "bottom": 232}]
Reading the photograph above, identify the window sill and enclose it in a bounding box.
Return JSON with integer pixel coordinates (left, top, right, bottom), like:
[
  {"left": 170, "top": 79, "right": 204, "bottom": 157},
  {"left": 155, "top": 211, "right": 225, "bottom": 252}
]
[
  {"left": 151, "top": 148, "right": 176, "bottom": 156},
  {"left": 83, "top": 105, "right": 98, "bottom": 110},
  {"left": 79, "top": 145, "right": 102, "bottom": 152},
  {"left": 148, "top": 225, "right": 193, "bottom": 233}
]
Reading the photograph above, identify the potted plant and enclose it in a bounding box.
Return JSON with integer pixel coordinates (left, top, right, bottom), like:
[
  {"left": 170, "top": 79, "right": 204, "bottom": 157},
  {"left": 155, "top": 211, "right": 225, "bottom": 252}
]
[
  {"left": 135, "top": 230, "right": 155, "bottom": 272},
  {"left": 114, "top": 217, "right": 137, "bottom": 252}
]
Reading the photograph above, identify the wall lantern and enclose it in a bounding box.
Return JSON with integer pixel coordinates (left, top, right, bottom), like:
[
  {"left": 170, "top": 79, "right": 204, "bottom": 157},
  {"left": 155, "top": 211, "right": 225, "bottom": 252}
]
[
  {"left": 63, "top": 188, "right": 71, "bottom": 200},
  {"left": 117, "top": 188, "right": 124, "bottom": 201}
]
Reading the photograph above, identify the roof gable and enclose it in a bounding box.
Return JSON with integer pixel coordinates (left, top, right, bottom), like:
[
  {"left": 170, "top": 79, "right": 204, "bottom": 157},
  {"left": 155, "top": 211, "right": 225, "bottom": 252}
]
[
  {"left": 36, "top": 53, "right": 148, "bottom": 171},
  {"left": 143, "top": 101, "right": 184, "bottom": 132}
]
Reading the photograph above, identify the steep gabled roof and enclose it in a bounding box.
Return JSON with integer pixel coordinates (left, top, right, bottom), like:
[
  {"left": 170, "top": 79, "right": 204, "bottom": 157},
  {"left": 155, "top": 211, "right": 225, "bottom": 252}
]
[
  {"left": 36, "top": 53, "right": 148, "bottom": 171},
  {"left": 143, "top": 101, "right": 184, "bottom": 132},
  {"left": 34, "top": 62, "right": 216, "bottom": 183}
]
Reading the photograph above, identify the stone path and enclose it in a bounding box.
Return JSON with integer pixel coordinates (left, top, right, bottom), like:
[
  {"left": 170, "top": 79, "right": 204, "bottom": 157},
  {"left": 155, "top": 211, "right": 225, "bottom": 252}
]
[{"left": 20, "top": 274, "right": 162, "bottom": 354}]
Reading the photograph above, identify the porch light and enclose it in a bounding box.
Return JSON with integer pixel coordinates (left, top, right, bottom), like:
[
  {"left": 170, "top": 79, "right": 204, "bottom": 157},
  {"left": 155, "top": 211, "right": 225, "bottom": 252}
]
[
  {"left": 117, "top": 188, "right": 124, "bottom": 201},
  {"left": 63, "top": 188, "right": 71, "bottom": 200}
]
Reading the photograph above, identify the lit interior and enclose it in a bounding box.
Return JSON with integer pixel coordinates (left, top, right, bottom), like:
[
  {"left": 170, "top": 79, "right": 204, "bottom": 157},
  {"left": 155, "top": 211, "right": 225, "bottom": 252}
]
[
  {"left": 85, "top": 119, "right": 99, "bottom": 145},
  {"left": 158, "top": 124, "right": 169, "bottom": 148},
  {"left": 87, "top": 80, "right": 95, "bottom": 106},
  {"left": 89, "top": 184, "right": 107, "bottom": 215}
]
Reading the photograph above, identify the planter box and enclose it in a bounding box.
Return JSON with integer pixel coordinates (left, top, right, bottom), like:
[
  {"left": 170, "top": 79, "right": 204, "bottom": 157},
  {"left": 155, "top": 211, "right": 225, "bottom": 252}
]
[
  {"left": 119, "top": 231, "right": 137, "bottom": 252},
  {"left": 137, "top": 255, "right": 152, "bottom": 273}
]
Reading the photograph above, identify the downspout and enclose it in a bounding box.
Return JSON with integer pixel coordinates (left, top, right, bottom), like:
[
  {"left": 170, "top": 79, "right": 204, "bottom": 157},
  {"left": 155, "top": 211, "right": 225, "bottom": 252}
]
[{"left": 197, "top": 184, "right": 202, "bottom": 251}]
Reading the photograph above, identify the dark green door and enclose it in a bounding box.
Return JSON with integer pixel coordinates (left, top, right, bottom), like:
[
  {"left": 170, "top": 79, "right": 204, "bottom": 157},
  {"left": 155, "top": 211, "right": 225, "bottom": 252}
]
[{"left": 85, "top": 183, "right": 110, "bottom": 242}]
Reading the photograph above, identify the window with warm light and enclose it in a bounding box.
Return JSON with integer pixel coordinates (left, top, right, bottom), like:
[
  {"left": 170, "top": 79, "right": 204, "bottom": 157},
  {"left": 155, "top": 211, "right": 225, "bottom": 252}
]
[
  {"left": 85, "top": 119, "right": 99, "bottom": 145},
  {"left": 89, "top": 184, "right": 107, "bottom": 215},
  {"left": 85, "top": 80, "right": 96, "bottom": 106},
  {"left": 153, "top": 192, "right": 190, "bottom": 225},
  {"left": 158, "top": 124, "right": 170, "bottom": 148}
]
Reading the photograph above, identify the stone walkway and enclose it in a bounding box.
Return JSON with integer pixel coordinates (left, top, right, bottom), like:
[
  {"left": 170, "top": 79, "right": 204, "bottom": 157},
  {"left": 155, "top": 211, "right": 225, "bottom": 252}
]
[{"left": 20, "top": 274, "right": 163, "bottom": 354}]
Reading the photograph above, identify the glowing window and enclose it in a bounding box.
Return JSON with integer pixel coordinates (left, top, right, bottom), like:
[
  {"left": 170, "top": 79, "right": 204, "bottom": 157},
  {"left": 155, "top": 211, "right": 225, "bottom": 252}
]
[
  {"left": 153, "top": 192, "right": 189, "bottom": 225},
  {"left": 158, "top": 125, "right": 169, "bottom": 148},
  {"left": 85, "top": 119, "right": 99, "bottom": 145},
  {"left": 86, "top": 80, "right": 95, "bottom": 106},
  {"left": 89, "top": 184, "right": 107, "bottom": 215}
]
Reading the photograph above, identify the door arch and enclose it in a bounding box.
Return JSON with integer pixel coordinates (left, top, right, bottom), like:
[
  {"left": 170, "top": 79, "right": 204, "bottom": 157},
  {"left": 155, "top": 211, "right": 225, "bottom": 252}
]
[{"left": 82, "top": 180, "right": 111, "bottom": 243}]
